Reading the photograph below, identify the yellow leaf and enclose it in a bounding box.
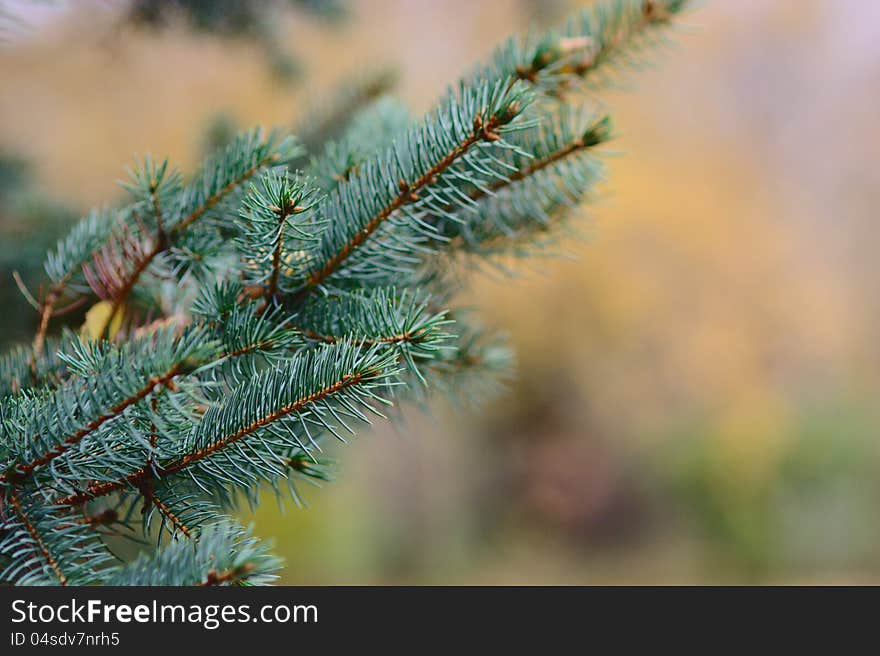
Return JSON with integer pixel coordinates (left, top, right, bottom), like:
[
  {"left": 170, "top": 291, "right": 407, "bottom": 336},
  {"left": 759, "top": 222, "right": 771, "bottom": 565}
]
[{"left": 81, "top": 301, "right": 124, "bottom": 340}]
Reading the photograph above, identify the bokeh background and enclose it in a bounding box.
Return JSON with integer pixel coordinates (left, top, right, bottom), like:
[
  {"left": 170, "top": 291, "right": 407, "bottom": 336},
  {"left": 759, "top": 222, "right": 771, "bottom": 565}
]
[{"left": 2, "top": 0, "right": 879, "bottom": 583}]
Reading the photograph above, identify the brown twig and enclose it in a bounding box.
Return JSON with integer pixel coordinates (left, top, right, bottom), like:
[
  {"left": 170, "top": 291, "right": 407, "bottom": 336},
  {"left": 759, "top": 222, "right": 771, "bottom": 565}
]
[
  {"left": 201, "top": 564, "right": 254, "bottom": 586},
  {"left": 266, "top": 199, "right": 303, "bottom": 301},
  {"left": 32, "top": 284, "right": 64, "bottom": 371},
  {"left": 299, "top": 328, "right": 419, "bottom": 347}
]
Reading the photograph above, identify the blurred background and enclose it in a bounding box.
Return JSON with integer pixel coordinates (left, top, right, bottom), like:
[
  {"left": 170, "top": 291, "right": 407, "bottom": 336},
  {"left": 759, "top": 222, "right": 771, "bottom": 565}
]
[{"left": 1, "top": 0, "right": 880, "bottom": 583}]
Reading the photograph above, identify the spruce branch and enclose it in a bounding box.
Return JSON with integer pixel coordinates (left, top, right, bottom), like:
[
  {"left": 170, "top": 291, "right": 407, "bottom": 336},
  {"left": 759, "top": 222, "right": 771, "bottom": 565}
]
[
  {"left": 34, "top": 208, "right": 116, "bottom": 362},
  {"left": 139, "top": 485, "right": 194, "bottom": 540},
  {"left": 473, "top": 0, "right": 692, "bottom": 98},
  {"left": 236, "top": 170, "right": 323, "bottom": 303},
  {"left": 296, "top": 80, "right": 533, "bottom": 295},
  {"left": 428, "top": 108, "right": 613, "bottom": 255},
  {"left": 1, "top": 488, "right": 114, "bottom": 585},
  {"left": 55, "top": 341, "right": 399, "bottom": 507},
  {"left": 97, "top": 130, "right": 300, "bottom": 336},
  {"left": 107, "top": 520, "right": 281, "bottom": 586},
  {"left": 295, "top": 287, "right": 453, "bottom": 382},
  {"left": 1, "top": 327, "right": 219, "bottom": 486},
  {"left": 6, "top": 490, "right": 67, "bottom": 585}
]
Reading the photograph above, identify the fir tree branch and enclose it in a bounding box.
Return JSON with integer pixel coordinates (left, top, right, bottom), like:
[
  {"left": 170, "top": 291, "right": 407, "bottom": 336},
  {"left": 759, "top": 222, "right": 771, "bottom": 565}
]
[
  {"left": 236, "top": 170, "right": 323, "bottom": 302},
  {"left": 99, "top": 237, "right": 160, "bottom": 339},
  {"left": 2, "top": 363, "right": 180, "bottom": 484},
  {"left": 304, "top": 115, "right": 494, "bottom": 288},
  {"left": 100, "top": 141, "right": 288, "bottom": 337},
  {"left": 106, "top": 520, "right": 281, "bottom": 586},
  {"left": 55, "top": 343, "right": 393, "bottom": 506},
  {"left": 8, "top": 490, "right": 67, "bottom": 585},
  {"left": 56, "top": 374, "right": 362, "bottom": 505},
  {"left": 2, "top": 327, "right": 218, "bottom": 489},
  {"left": 140, "top": 485, "right": 194, "bottom": 540},
  {"left": 35, "top": 207, "right": 126, "bottom": 361},
  {"left": 0, "top": 0, "right": 694, "bottom": 586},
  {"left": 440, "top": 113, "right": 611, "bottom": 223},
  {"left": 488, "top": 116, "right": 609, "bottom": 190},
  {"left": 292, "top": 287, "right": 452, "bottom": 382},
  {"left": 302, "top": 91, "right": 528, "bottom": 292},
  {"left": 172, "top": 373, "right": 364, "bottom": 471},
  {"left": 176, "top": 154, "right": 276, "bottom": 235},
  {"left": 474, "top": 0, "right": 692, "bottom": 99},
  {"left": 421, "top": 108, "right": 612, "bottom": 258}
]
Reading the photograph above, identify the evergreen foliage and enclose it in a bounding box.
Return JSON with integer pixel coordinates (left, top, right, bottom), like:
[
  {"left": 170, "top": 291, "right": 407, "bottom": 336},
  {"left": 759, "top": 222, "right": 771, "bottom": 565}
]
[{"left": 0, "top": 0, "right": 691, "bottom": 585}]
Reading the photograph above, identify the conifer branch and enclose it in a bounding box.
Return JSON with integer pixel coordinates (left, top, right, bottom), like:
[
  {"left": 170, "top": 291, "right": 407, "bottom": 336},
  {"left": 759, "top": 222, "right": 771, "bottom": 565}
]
[
  {"left": 423, "top": 108, "right": 612, "bottom": 257},
  {"left": 440, "top": 113, "right": 611, "bottom": 221},
  {"left": 8, "top": 491, "right": 67, "bottom": 585},
  {"left": 170, "top": 373, "right": 364, "bottom": 472},
  {"left": 2, "top": 363, "right": 180, "bottom": 484},
  {"left": 99, "top": 145, "right": 286, "bottom": 337},
  {"left": 35, "top": 207, "right": 126, "bottom": 359},
  {"left": 33, "top": 207, "right": 116, "bottom": 363},
  {"left": 476, "top": 0, "right": 692, "bottom": 99},
  {"left": 303, "top": 125, "right": 485, "bottom": 289},
  {"left": 236, "top": 170, "right": 322, "bottom": 303},
  {"left": 58, "top": 373, "right": 361, "bottom": 505},
  {"left": 303, "top": 94, "right": 526, "bottom": 292},
  {"left": 55, "top": 344, "right": 391, "bottom": 506},
  {"left": 141, "top": 486, "right": 194, "bottom": 540},
  {"left": 177, "top": 154, "right": 278, "bottom": 235},
  {"left": 489, "top": 118, "right": 609, "bottom": 190},
  {"left": 106, "top": 521, "right": 281, "bottom": 586}
]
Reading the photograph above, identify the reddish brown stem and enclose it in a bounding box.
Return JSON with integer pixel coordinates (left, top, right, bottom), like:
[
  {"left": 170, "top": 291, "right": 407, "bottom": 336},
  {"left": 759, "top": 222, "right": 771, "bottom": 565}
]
[
  {"left": 299, "top": 328, "right": 418, "bottom": 347},
  {"left": 201, "top": 564, "right": 254, "bottom": 586},
  {"left": 32, "top": 285, "right": 64, "bottom": 371}
]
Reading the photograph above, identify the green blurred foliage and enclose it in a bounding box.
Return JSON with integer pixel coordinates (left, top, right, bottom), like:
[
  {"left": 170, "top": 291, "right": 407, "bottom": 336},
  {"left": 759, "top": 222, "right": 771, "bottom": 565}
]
[{"left": 0, "top": 152, "right": 76, "bottom": 348}]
